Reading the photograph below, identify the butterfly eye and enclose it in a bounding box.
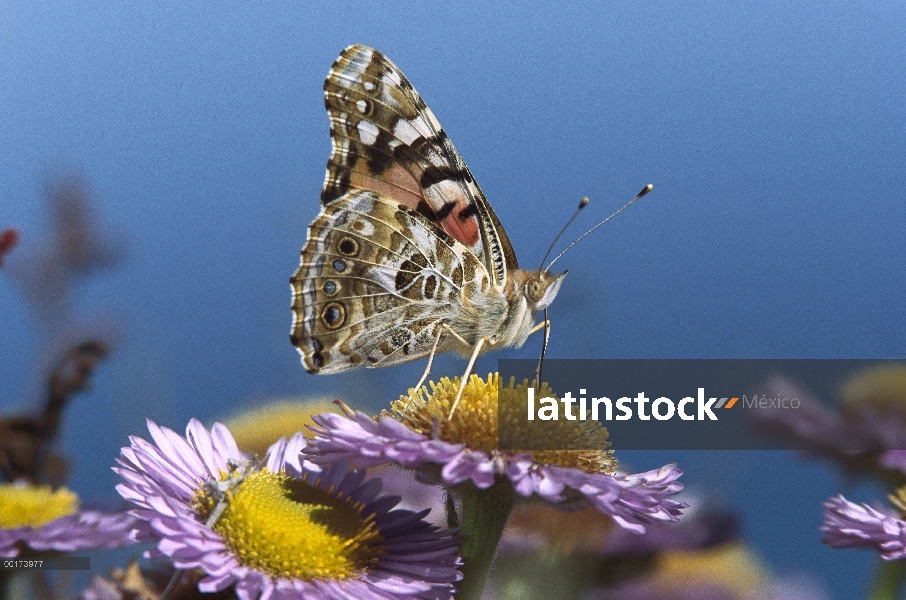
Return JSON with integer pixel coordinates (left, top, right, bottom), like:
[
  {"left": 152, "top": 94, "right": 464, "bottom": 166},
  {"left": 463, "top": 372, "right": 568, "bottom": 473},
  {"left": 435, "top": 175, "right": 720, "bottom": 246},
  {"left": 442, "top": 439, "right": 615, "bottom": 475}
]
[{"left": 525, "top": 278, "right": 545, "bottom": 302}]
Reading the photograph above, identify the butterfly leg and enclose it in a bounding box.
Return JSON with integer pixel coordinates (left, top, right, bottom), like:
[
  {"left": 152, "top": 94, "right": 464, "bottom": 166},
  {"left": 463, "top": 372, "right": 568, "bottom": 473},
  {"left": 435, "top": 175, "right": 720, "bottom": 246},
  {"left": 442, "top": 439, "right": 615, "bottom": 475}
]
[
  {"left": 526, "top": 318, "right": 552, "bottom": 338},
  {"left": 441, "top": 322, "right": 471, "bottom": 346},
  {"left": 413, "top": 325, "right": 445, "bottom": 393},
  {"left": 447, "top": 334, "right": 497, "bottom": 421}
]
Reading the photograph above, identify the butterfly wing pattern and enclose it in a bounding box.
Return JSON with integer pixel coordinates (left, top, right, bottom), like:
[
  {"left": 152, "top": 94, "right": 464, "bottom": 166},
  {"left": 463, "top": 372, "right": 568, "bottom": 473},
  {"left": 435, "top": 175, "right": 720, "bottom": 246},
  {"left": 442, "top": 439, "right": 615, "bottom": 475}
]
[
  {"left": 291, "top": 45, "right": 566, "bottom": 374},
  {"left": 320, "top": 45, "right": 518, "bottom": 284}
]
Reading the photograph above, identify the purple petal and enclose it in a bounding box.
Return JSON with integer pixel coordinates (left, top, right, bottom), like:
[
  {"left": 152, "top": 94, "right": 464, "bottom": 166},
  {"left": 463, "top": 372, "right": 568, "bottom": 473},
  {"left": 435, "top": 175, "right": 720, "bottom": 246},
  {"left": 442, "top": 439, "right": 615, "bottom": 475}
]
[{"left": 821, "top": 495, "right": 906, "bottom": 560}]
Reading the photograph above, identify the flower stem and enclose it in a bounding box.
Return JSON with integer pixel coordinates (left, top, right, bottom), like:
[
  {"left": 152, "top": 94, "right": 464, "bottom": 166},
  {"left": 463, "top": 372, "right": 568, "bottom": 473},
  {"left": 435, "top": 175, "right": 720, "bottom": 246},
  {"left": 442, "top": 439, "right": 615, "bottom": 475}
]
[
  {"left": 456, "top": 481, "right": 515, "bottom": 600},
  {"left": 867, "top": 558, "right": 906, "bottom": 600}
]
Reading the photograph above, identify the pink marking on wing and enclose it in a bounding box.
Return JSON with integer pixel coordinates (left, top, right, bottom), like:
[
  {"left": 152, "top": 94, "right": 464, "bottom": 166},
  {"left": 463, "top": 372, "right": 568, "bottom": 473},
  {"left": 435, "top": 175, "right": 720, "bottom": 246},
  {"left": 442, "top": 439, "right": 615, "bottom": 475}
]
[
  {"left": 350, "top": 164, "right": 422, "bottom": 208},
  {"left": 440, "top": 209, "right": 480, "bottom": 247}
]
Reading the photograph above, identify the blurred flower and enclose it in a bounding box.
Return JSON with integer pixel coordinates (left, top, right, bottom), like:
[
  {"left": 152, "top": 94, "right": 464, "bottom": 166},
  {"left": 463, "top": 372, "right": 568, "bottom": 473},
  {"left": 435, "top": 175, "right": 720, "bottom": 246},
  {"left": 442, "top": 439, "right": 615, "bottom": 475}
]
[
  {"left": 0, "top": 226, "right": 19, "bottom": 268},
  {"left": 490, "top": 503, "right": 827, "bottom": 600},
  {"left": 841, "top": 364, "right": 906, "bottom": 413},
  {"left": 503, "top": 497, "right": 736, "bottom": 556},
  {"left": 756, "top": 367, "right": 906, "bottom": 585},
  {"left": 220, "top": 397, "right": 341, "bottom": 457},
  {"left": 80, "top": 560, "right": 237, "bottom": 600},
  {"left": 306, "top": 373, "right": 686, "bottom": 533},
  {"left": 881, "top": 449, "right": 906, "bottom": 475},
  {"left": 484, "top": 498, "right": 738, "bottom": 600},
  {"left": 820, "top": 494, "right": 906, "bottom": 560},
  {"left": 0, "top": 340, "right": 108, "bottom": 483},
  {"left": 81, "top": 560, "right": 160, "bottom": 600},
  {"left": 115, "top": 419, "right": 462, "bottom": 600},
  {"left": 618, "top": 544, "right": 767, "bottom": 598},
  {"left": 751, "top": 370, "right": 906, "bottom": 476},
  {"left": 0, "top": 481, "right": 136, "bottom": 557},
  {"left": 9, "top": 174, "right": 122, "bottom": 322},
  {"left": 594, "top": 579, "right": 738, "bottom": 600},
  {"left": 591, "top": 543, "right": 828, "bottom": 600}
]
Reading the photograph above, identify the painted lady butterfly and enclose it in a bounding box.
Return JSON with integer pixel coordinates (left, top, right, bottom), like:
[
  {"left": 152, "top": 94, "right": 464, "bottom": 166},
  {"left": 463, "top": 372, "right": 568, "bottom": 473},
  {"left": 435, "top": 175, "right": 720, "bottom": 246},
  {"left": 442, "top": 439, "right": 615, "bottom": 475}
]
[{"left": 290, "top": 45, "right": 566, "bottom": 387}]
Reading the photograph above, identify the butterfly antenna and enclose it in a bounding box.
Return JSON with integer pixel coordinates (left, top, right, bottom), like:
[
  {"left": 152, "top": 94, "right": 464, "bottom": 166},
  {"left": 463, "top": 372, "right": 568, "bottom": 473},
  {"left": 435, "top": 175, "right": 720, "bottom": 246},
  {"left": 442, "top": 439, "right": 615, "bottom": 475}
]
[
  {"left": 537, "top": 197, "right": 590, "bottom": 271},
  {"left": 544, "top": 184, "right": 652, "bottom": 271}
]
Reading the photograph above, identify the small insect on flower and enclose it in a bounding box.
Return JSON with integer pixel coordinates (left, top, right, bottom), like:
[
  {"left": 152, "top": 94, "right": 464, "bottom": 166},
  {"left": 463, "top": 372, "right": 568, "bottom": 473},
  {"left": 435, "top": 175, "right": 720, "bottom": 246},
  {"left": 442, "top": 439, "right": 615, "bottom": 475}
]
[{"left": 115, "top": 419, "right": 462, "bottom": 600}]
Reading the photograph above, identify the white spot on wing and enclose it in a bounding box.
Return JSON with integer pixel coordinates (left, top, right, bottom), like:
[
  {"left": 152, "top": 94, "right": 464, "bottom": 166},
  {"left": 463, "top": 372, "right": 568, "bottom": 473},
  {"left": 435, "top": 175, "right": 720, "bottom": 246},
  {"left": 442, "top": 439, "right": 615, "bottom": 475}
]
[
  {"left": 356, "top": 99, "right": 368, "bottom": 113},
  {"left": 382, "top": 69, "right": 402, "bottom": 86},
  {"left": 346, "top": 193, "right": 376, "bottom": 212},
  {"left": 393, "top": 118, "right": 422, "bottom": 145},
  {"left": 410, "top": 221, "right": 436, "bottom": 255},
  {"left": 424, "top": 107, "right": 443, "bottom": 133},
  {"left": 357, "top": 120, "right": 379, "bottom": 145},
  {"left": 336, "top": 68, "right": 360, "bottom": 86},
  {"left": 363, "top": 80, "right": 376, "bottom": 92},
  {"left": 370, "top": 265, "right": 398, "bottom": 292}
]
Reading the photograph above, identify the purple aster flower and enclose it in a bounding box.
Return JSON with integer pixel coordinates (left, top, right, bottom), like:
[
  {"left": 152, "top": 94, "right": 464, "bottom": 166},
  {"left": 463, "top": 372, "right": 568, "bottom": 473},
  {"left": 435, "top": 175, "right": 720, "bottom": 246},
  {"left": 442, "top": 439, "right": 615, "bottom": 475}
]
[
  {"left": 0, "top": 481, "right": 136, "bottom": 557},
  {"left": 821, "top": 495, "right": 906, "bottom": 560},
  {"left": 368, "top": 465, "right": 447, "bottom": 528},
  {"left": 497, "top": 497, "right": 735, "bottom": 558},
  {"left": 750, "top": 576, "right": 831, "bottom": 600},
  {"left": 305, "top": 374, "right": 686, "bottom": 533},
  {"left": 592, "top": 580, "right": 738, "bottom": 600},
  {"left": 882, "top": 449, "right": 906, "bottom": 475},
  {"left": 750, "top": 373, "right": 906, "bottom": 457},
  {"left": 595, "top": 577, "right": 829, "bottom": 600},
  {"left": 115, "top": 418, "right": 462, "bottom": 600},
  {"left": 594, "top": 501, "right": 737, "bottom": 555},
  {"left": 589, "top": 544, "right": 830, "bottom": 600}
]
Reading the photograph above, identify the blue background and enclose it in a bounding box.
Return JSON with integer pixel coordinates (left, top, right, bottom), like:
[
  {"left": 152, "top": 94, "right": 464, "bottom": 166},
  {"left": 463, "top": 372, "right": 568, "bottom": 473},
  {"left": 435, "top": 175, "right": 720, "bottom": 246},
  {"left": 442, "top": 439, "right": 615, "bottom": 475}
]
[{"left": 1, "top": 2, "right": 904, "bottom": 597}]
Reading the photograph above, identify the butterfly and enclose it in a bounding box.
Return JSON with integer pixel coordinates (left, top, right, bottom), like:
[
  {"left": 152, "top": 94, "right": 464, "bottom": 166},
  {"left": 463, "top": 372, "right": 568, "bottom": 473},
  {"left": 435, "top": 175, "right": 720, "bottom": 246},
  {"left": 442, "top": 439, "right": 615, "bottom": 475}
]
[{"left": 290, "top": 45, "right": 566, "bottom": 392}]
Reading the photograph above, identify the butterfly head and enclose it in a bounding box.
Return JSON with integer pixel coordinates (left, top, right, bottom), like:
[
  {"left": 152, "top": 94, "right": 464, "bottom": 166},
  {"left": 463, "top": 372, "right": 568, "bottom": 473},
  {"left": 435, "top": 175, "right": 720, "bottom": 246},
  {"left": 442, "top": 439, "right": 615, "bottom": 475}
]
[{"left": 518, "top": 269, "right": 567, "bottom": 312}]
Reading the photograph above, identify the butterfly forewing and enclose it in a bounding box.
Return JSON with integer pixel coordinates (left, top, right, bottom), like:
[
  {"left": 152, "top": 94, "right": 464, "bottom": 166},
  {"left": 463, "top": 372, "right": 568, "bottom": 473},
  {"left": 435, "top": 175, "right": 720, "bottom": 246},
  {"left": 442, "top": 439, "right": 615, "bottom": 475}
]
[{"left": 322, "top": 45, "right": 517, "bottom": 283}]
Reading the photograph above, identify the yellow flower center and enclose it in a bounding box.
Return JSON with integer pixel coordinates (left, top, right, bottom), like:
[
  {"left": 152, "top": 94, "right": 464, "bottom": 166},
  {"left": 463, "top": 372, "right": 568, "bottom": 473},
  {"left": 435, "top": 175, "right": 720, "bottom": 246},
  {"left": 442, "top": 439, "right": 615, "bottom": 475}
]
[
  {"left": 195, "top": 469, "right": 385, "bottom": 580},
  {"left": 222, "top": 399, "right": 341, "bottom": 456},
  {"left": 888, "top": 485, "right": 906, "bottom": 517},
  {"left": 388, "top": 373, "right": 617, "bottom": 475},
  {"left": 654, "top": 543, "right": 768, "bottom": 596},
  {"left": 508, "top": 503, "right": 618, "bottom": 553},
  {"left": 841, "top": 364, "right": 906, "bottom": 419},
  {"left": 0, "top": 483, "right": 79, "bottom": 528}
]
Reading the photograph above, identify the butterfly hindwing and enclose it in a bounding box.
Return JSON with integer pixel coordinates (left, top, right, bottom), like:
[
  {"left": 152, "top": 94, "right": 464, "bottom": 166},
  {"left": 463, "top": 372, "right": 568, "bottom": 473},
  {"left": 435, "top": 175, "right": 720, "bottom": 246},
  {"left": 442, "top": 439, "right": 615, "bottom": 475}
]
[
  {"left": 290, "top": 190, "right": 490, "bottom": 373},
  {"left": 322, "top": 44, "right": 518, "bottom": 285}
]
